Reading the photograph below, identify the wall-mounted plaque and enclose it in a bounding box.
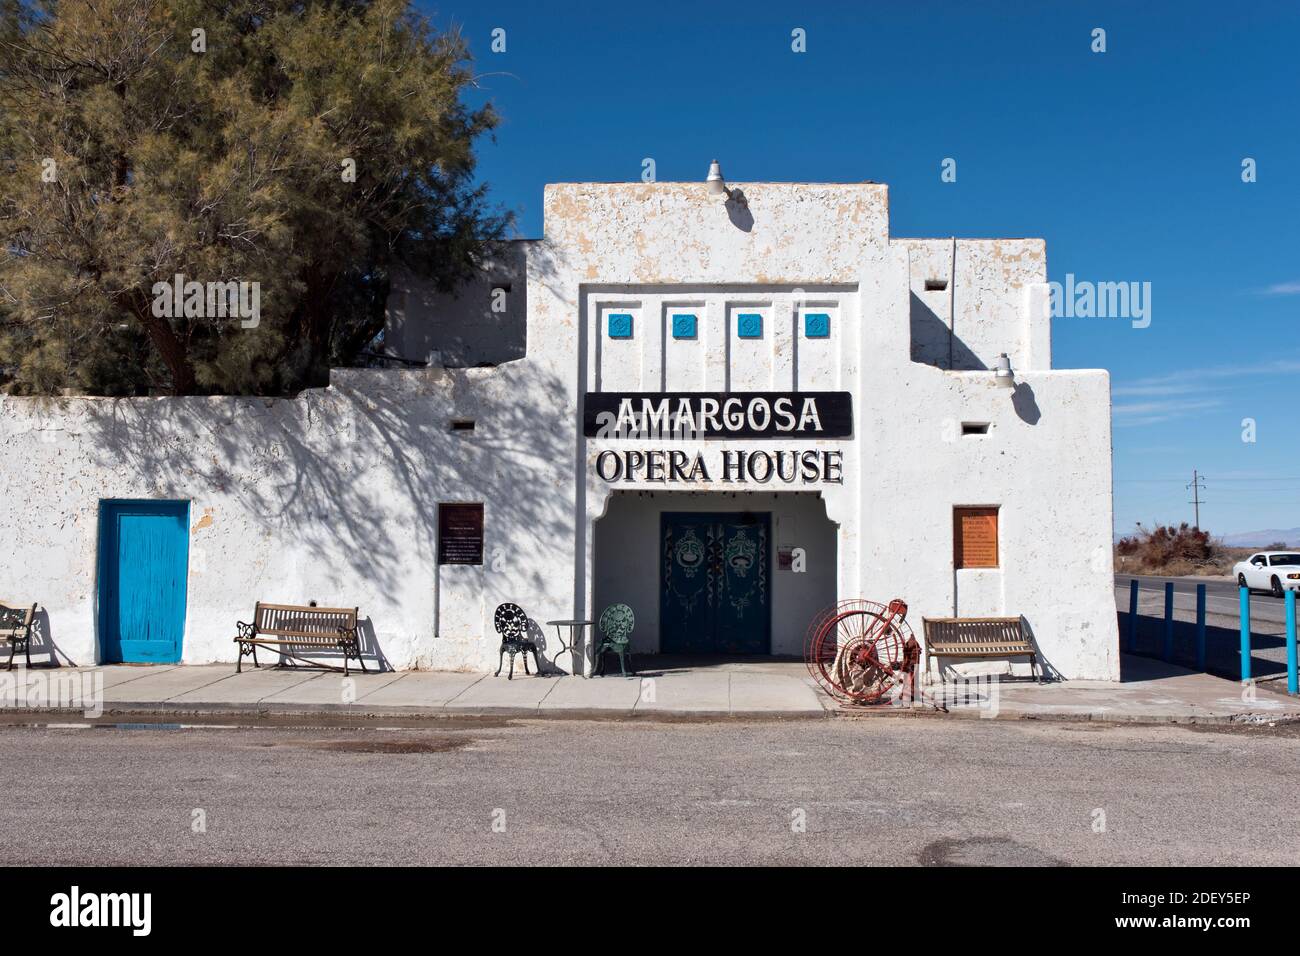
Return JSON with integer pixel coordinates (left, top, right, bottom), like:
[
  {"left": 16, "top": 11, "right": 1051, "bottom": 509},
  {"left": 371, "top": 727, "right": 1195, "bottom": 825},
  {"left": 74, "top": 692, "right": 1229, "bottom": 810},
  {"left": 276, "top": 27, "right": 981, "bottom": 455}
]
[
  {"left": 954, "top": 507, "right": 999, "bottom": 569},
  {"left": 438, "top": 503, "right": 484, "bottom": 565}
]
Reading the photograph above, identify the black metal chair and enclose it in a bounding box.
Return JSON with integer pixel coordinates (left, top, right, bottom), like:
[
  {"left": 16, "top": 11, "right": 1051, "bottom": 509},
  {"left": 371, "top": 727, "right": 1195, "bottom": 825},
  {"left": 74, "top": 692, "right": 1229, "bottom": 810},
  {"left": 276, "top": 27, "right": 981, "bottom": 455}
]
[
  {"left": 494, "top": 603, "right": 543, "bottom": 679},
  {"left": 0, "top": 603, "right": 36, "bottom": 671}
]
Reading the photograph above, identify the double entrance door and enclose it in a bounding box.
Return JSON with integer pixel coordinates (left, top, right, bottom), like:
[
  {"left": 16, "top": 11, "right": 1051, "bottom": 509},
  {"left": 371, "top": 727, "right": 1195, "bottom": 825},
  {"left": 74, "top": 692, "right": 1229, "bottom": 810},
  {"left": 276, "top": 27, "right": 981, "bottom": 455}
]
[{"left": 660, "top": 512, "right": 770, "bottom": 654}]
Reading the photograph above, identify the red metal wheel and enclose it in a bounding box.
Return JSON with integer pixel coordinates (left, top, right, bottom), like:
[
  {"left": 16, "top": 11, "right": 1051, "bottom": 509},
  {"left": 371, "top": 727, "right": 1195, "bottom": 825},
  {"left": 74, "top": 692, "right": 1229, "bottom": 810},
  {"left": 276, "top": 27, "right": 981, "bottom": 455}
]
[
  {"left": 827, "top": 610, "right": 905, "bottom": 703},
  {"left": 804, "top": 599, "right": 880, "bottom": 695},
  {"left": 805, "top": 598, "right": 915, "bottom": 705}
]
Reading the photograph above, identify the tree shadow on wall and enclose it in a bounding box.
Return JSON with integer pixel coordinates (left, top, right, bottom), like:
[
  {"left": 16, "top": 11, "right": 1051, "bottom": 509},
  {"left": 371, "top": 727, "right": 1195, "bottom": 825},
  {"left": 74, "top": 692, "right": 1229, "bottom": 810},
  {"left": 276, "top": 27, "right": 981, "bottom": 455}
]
[
  {"left": 76, "top": 241, "right": 578, "bottom": 661},
  {"left": 83, "top": 371, "right": 571, "bottom": 552},
  {"left": 388, "top": 242, "right": 530, "bottom": 367}
]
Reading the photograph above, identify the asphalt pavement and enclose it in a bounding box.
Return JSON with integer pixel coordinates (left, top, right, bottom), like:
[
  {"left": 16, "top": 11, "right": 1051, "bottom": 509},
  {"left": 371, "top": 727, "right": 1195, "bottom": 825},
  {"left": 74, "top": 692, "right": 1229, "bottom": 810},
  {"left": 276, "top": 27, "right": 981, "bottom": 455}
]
[
  {"left": 1, "top": 715, "right": 1297, "bottom": 866},
  {"left": 1114, "top": 574, "right": 1296, "bottom": 682},
  {"left": 1114, "top": 574, "right": 1292, "bottom": 625}
]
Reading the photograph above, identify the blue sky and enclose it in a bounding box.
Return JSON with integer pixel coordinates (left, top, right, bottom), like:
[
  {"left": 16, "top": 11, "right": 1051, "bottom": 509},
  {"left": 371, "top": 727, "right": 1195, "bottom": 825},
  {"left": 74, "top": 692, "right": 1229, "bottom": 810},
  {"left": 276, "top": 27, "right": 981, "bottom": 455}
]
[{"left": 422, "top": 0, "right": 1299, "bottom": 537}]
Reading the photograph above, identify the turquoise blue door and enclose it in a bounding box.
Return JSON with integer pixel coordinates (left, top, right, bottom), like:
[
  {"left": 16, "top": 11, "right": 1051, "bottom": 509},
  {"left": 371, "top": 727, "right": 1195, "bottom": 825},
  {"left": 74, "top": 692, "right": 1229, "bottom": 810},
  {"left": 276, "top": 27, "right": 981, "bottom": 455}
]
[
  {"left": 660, "top": 512, "right": 770, "bottom": 654},
  {"left": 98, "top": 500, "right": 190, "bottom": 663}
]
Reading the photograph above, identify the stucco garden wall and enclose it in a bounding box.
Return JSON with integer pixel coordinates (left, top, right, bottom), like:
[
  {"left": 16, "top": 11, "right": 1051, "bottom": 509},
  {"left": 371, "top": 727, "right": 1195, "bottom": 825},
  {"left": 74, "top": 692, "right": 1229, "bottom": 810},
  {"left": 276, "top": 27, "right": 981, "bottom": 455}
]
[{"left": 0, "top": 365, "right": 576, "bottom": 672}]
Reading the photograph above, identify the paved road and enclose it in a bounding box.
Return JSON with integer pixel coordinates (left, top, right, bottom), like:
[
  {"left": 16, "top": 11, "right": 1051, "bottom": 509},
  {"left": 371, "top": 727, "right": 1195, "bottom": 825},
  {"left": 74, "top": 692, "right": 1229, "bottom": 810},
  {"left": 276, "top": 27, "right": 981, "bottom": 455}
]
[
  {"left": 1115, "top": 574, "right": 1292, "bottom": 625},
  {"left": 2, "top": 716, "right": 1297, "bottom": 865}
]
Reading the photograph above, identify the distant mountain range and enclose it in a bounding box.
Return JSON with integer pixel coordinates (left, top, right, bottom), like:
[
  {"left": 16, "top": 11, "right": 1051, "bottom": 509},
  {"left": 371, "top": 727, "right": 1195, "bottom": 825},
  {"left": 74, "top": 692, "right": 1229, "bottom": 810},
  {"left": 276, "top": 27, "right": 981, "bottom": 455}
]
[
  {"left": 1218, "top": 528, "right": 1300, "bottom": 548},
  {"left": 1113, "top": 527, "right": 1300, "bottom": 547}
]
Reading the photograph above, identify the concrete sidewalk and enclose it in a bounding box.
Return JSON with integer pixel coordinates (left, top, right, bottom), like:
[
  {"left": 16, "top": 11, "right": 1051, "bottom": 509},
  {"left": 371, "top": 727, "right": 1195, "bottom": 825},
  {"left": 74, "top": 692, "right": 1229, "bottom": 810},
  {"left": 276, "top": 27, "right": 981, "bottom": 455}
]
[
  {"left": 31, "top": 658, "right": 832, "bottom": 719},
  {"left": 3, "top": 654, "right": 1298, "bottom": 723},
  {"left": 900, "top": 654, "right": 1300, "bottom": 724}
]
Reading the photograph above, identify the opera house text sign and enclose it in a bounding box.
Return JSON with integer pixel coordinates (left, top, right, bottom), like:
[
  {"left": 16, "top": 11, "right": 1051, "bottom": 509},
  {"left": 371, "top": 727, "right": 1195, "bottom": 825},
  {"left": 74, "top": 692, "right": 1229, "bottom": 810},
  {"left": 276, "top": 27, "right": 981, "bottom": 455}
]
[{"left": 585, "top": 391, "right": 851, "bottom": 486}]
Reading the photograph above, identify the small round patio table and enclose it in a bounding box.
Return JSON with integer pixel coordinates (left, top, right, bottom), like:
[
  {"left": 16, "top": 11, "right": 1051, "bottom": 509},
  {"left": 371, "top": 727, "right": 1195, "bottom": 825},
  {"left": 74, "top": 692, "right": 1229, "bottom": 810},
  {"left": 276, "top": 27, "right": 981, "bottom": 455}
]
[{"left": 546, "top": 619, "right": 595, "bottom": 678}]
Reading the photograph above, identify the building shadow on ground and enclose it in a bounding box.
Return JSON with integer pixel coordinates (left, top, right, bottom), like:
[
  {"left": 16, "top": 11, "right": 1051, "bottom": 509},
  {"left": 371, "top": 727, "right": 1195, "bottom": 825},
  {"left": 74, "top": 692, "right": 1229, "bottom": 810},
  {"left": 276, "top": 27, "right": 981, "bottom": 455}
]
[{"left": 1116, "top": 611, "right": 1287, "bottom": 682}]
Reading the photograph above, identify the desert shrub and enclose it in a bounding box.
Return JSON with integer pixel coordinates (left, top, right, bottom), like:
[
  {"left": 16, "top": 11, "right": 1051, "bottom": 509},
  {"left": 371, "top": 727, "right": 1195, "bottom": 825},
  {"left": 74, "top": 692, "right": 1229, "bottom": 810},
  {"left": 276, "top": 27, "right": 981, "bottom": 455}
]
[{"left": 1115, "top": 523, "right": 1216, "bottom": 572}]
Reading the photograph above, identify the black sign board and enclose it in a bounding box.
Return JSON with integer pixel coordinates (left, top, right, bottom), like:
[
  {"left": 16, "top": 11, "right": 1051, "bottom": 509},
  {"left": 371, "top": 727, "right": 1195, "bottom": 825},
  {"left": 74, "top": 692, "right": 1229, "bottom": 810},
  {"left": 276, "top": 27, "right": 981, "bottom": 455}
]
[
  {"left": 437, "top": 503, "right": 484, "bottom": 565},
  {"left": 583, "top": 391, "right": 853, "bottom": 440}
]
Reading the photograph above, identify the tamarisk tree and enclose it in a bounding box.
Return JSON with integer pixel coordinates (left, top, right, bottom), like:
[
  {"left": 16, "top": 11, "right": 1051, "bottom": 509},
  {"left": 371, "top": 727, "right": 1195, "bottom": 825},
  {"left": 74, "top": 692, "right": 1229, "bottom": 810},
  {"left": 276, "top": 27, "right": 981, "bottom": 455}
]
[{"left": 0, "top": 0, "right": 508, "bottom": 395}]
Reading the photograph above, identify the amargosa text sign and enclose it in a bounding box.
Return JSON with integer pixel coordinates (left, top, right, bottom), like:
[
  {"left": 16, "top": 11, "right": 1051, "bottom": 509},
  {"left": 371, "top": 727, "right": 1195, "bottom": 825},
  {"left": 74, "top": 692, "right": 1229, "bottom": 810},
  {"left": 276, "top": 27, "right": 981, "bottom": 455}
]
[{"left": 583, "top": 391, "right": 853, "bottom": 440}]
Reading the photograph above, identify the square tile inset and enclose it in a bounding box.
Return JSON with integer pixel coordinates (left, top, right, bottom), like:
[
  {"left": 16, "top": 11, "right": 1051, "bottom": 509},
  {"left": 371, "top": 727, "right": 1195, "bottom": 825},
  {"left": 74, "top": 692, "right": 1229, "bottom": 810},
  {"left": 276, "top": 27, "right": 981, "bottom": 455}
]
[
  {"left": 804, "top": 312, "right": 830, "bottom": 338},
  {"left": 608, "top": 313, "right": 633, "bottom": 339},
  {"left": 736, "top": 313, "right": 763, "bottom": 339}
]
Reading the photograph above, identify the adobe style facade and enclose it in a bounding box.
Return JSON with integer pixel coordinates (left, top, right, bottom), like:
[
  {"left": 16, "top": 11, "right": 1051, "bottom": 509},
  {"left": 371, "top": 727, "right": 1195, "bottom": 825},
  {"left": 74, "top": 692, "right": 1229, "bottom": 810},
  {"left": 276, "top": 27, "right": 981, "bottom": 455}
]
[{"left": 0, "top": 179, "right": 1119, "bottom": 679}]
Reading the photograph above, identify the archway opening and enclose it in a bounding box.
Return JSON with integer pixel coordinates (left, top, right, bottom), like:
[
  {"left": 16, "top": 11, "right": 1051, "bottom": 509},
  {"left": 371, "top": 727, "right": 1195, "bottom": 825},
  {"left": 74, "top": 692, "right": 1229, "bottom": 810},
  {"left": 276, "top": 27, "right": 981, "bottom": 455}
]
[{"left": 592, "top": 490, "right": 837, "bottom": 658}]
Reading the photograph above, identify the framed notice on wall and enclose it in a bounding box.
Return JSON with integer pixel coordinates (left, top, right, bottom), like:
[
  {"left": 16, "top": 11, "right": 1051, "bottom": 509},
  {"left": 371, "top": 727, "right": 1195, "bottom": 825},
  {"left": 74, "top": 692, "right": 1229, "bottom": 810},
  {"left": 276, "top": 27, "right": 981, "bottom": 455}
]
[
  {"left": 438, "top": 503, "right": 484, "bottom": 565},
  {"left": 953, "top": 506, "right": 999, "bottom": 569}
]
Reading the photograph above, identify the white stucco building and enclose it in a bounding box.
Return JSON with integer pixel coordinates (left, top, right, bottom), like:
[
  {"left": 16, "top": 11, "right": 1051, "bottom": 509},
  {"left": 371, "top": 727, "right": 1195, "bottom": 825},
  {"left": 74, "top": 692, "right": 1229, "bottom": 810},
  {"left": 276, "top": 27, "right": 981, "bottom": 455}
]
[{"left": 0, "top": 176, "right": 1119, "bottom": 679}]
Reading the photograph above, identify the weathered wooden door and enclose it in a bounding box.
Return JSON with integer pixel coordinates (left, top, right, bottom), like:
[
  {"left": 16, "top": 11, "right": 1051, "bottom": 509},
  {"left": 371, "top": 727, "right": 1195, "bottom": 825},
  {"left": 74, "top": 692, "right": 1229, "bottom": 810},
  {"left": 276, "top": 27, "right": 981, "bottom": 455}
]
[{"left": 98, "top": 500, "right": 190, "bottom": 663}]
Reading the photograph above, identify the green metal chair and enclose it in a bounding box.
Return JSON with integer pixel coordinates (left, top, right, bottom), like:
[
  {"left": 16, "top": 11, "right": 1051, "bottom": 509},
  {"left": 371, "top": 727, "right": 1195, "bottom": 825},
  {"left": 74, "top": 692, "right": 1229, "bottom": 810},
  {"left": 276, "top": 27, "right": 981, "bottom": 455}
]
[{"left": 595, "top": 604, "right": 635, "bottom": 677}]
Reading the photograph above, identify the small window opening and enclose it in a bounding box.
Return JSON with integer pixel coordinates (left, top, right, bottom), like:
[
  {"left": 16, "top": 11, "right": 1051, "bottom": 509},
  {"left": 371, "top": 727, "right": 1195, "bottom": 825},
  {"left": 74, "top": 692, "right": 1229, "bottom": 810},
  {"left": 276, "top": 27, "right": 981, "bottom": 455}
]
[
  {"left": 961, "top": 422, "right": 990, "bottom": 436},
  {"left": 451, "top": 419, "right": 476, "bottom": 432},
  {"left": 924, "top": 278, "right": 948, "bottom": 292}
]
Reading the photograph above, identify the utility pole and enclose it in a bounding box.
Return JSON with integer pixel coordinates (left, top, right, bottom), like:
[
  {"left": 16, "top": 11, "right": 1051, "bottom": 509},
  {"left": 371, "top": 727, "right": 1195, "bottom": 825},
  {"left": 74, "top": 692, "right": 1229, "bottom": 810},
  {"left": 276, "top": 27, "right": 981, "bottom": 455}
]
[{"left": 1186, "top": 470, "right": 1207, "bottom": 529}]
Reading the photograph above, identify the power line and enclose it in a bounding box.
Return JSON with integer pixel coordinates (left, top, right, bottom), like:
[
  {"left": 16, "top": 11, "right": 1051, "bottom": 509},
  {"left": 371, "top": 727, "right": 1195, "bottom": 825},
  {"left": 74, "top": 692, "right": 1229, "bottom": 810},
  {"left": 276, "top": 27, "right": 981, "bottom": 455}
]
[{"left": 1115, "top": 476, "right": 1300, "bottom": 483}]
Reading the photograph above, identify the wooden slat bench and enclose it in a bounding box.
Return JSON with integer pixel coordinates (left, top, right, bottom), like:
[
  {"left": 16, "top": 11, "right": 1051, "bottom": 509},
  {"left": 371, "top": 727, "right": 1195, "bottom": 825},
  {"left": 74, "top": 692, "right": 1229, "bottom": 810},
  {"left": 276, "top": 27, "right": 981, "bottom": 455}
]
[
  {"left": 922, "top": 616, "right": 1042, "bottom": 683},
  {"left": 234, "top": 602, "right": 364, "bottom": 675},
  {"left": 0, "top": 603, "right": 37, "bottom": 671}
]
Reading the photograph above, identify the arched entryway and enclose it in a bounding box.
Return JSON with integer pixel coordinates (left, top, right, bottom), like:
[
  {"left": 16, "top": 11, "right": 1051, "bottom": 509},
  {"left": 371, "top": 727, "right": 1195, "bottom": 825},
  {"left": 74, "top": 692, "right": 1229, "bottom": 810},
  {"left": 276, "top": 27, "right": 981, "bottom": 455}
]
[{"left": 592, "top": 490, "right": 837, "bottom": 656}]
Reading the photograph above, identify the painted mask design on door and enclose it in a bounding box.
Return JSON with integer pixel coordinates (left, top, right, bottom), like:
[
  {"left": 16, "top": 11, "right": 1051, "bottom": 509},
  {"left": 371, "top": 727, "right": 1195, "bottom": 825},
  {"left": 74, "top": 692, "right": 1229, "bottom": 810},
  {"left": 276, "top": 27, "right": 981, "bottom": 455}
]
[{"left": 661, "top": 513, "right": 769, "bottom": 654}]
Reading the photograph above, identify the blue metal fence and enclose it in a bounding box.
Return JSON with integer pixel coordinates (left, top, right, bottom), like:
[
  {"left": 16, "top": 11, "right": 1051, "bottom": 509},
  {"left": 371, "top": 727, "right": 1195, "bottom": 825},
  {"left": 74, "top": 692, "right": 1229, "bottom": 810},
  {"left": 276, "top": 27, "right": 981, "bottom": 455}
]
[{"left": 1122, "top": 578, "right": 1297, "bottom": 694}]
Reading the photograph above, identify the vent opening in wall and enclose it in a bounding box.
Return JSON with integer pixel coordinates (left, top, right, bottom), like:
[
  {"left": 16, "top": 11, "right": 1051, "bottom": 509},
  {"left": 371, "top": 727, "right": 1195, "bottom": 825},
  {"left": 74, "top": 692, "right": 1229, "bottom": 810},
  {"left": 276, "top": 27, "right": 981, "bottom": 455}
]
[
  {"left": 924, "top": 279, "right": 949, "bottom": 292},
  {"left": 961, "top": 422, "right": 990, "bottom": 436},
  {"left": 450, "top": 419, "right": 476, "bottom": 432}
]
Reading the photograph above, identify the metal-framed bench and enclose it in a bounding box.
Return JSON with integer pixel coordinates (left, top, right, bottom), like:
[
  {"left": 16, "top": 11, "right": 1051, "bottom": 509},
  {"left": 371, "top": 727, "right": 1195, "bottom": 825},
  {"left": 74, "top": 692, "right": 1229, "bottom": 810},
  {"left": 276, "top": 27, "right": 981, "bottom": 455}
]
[
  {"left": 0, "top": 603, "right": 37, "bottom": 671},
  {"left": 234, "top": 602, "right": 364, "bottom": 675},
  {"left": 922, "top": 616, "right": 1042, "bottom": 683}
]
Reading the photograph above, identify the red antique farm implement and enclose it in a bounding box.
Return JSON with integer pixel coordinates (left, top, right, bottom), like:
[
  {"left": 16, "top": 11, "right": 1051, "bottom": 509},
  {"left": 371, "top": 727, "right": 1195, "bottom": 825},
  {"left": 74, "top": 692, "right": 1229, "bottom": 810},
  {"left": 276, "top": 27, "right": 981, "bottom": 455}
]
[{"left": 804, "top": 598, "right": 921, "bottom": 705}]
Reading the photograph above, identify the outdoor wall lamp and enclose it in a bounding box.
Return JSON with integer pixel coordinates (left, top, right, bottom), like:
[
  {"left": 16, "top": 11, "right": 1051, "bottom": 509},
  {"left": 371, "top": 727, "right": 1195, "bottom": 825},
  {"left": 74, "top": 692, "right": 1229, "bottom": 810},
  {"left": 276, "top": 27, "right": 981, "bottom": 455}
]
[
  {"left": 994, "top": 352, "right": 1015, "bottom": 388},
  {"left": 706, "top": 159, "right": 744, "bottom": 204}
]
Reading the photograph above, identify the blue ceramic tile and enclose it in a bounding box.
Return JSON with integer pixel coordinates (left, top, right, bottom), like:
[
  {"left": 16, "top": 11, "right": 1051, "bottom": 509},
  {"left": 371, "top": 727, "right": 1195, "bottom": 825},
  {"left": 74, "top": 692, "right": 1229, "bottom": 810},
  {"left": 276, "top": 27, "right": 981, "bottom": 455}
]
[
  {"left": 608, "top": 313, "right": 633, "bottom": 339},
  {"left": 671, "top": 313, "right": 697, "bottom": 339},
  {"left": 804, "top": 312, "right": 830, "bottom": 338},
  {"left": 736, "top": 313, "right": 763, "bottom": 339}
]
